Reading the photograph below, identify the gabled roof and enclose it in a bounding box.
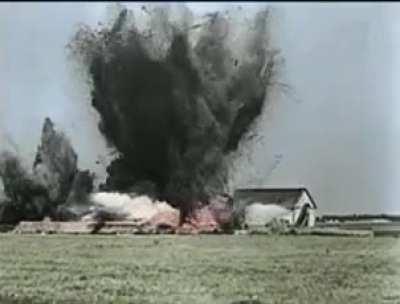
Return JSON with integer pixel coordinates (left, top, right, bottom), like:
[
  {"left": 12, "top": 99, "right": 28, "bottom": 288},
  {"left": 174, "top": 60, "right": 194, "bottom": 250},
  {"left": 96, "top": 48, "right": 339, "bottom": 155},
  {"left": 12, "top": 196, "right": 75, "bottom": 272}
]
[{"left": 234, "top": 186, "right": 317, "bottom": 209}]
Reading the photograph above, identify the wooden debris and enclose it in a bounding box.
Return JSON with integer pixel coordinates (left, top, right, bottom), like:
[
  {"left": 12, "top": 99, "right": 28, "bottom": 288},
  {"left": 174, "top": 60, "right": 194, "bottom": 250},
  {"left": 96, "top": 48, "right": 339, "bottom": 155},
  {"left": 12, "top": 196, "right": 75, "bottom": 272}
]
[{"left": 13, "top": 220, "right": 147, "bottom": 235}]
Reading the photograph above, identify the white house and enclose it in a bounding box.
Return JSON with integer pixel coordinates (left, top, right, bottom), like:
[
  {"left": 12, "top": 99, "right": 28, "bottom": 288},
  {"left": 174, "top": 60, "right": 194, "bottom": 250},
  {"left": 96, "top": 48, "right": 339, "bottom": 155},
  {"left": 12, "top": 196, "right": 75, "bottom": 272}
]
[{"left": 233, "top": 187, "right": 317, "bottom": 229}]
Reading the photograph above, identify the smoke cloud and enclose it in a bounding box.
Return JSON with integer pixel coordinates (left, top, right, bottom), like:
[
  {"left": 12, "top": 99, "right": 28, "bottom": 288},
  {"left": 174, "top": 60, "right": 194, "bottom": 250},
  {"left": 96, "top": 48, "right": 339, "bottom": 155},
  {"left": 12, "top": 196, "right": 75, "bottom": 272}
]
[
  {"left": 0, "top": 118, "right": 94, "bottom": 223},
  {"left": 68, "top": 4, "right": 279, "bottom": 212},
  {"left": 0, "top": 151, "right": 49, "bottom": 223}
]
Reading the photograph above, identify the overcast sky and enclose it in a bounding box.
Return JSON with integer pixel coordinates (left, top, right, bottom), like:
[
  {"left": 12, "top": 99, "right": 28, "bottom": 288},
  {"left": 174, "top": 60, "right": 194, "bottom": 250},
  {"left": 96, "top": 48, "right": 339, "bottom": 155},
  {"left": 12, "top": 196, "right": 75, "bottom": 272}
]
[{"left": 1, "top": 2, "right": 399, "bottom": 214}]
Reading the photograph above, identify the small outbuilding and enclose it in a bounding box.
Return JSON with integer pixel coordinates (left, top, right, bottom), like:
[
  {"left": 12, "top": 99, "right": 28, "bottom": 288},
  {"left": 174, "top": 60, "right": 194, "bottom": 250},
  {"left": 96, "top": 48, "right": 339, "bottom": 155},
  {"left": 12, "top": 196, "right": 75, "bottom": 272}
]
[{"left": 233, "top": 187, "right": 317, "bottom": 229}]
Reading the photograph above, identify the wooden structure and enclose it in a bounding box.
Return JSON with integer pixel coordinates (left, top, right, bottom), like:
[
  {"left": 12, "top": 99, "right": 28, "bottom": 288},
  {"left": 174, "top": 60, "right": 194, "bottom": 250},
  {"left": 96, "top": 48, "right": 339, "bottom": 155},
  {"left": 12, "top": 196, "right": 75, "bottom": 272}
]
[{"left": 13, "top": 220, "right": 164, "bottom": 235}]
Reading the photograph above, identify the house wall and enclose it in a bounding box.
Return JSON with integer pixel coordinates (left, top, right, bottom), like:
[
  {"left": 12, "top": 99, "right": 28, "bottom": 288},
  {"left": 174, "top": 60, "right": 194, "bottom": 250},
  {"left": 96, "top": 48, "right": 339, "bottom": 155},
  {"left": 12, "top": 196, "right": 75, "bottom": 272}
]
[
  {"left": 244, "top": 203, "right": 291, "bottom": 228},
  {"left": 233, "top": 190, "right": 302, "bottom": 226},
  {"left": 308, "top": 209, "right": 316, "bottom": 227},
  {"left": 295, "top": 190, "right": 311, "bottom": 208},
  {"left": 293, "top": 191, "right": 317, "bottom": 227},
  {"left": 233, "top": 189, "right": 317, "bottom": 228}
]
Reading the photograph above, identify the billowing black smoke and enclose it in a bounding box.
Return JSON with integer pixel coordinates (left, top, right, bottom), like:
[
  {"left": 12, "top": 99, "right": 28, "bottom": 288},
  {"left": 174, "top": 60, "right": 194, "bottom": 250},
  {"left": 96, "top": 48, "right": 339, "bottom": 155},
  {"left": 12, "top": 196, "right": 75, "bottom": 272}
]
[{"left": 68, "top": 5, "right": 279, "bottom": 211}]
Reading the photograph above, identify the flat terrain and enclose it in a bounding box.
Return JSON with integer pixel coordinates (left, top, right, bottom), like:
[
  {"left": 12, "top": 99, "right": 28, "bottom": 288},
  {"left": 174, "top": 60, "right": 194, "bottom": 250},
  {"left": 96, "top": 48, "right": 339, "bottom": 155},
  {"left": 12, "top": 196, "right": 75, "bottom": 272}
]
[{"left": 0, "top": 234, "right": 399, "bottom": 304}]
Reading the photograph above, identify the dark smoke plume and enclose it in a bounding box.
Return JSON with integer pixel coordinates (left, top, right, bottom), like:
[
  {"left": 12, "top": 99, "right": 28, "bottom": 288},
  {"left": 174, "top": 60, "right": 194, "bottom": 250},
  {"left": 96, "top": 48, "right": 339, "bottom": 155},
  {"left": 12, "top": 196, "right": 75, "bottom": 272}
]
[
  {"left": 33, "top": 118, "right": 78, "bottom": 204},
  {"left": 32, "top": 117, "right": 95, "bottom": 219},
  {"left": 0, "top": 118, "right": 94, "bottom": 223},
  {"left": 68, "top": 5, "right": 279, "bottom": 212}
]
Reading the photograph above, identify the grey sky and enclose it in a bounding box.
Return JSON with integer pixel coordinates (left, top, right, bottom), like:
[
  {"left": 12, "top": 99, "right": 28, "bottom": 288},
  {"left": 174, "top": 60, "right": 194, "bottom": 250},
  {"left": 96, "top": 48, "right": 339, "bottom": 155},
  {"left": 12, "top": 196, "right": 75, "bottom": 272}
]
[{"left": 1, "top": 2, "right": 399, "bottom": 214}]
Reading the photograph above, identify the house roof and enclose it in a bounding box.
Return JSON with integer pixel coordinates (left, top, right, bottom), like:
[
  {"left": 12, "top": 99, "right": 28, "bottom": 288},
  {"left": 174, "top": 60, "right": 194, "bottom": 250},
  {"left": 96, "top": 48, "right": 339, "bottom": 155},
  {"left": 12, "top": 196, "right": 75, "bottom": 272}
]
[{"left": 233, "top": 186, "right": 317, "bottom": 209}]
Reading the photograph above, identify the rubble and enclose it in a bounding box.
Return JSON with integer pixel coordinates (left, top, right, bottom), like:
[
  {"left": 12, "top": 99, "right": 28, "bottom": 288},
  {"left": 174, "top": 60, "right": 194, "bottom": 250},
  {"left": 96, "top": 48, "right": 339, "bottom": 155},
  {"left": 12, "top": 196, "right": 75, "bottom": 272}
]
[
  {"left": 145, "top": 210, "right": 180, "bottom": 233},
  {"left": 178, "top": 204, "right": 220, "bottom": 234},
  {"left": 177, "top": 194, "right": 234, "bottom": 234}
]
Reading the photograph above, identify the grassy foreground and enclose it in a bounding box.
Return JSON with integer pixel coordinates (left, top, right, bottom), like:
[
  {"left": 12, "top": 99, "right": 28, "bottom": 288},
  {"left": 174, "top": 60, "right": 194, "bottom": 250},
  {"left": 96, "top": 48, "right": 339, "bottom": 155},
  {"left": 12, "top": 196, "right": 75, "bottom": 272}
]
[{"left": 0, "top": 234, "right": 399, "bottom": 304}]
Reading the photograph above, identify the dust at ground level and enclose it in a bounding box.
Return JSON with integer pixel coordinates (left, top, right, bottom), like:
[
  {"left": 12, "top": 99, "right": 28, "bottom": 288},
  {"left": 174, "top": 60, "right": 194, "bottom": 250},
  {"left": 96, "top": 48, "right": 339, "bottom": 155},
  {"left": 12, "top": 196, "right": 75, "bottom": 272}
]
[{"left": 0, "top": 235, "right": 399, "bottom": 304}]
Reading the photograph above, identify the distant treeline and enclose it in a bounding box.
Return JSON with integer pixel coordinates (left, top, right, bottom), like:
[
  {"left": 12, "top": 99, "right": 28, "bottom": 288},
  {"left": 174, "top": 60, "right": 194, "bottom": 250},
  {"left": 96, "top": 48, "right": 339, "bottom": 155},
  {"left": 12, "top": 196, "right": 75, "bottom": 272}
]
[{"left": 318, "top": 214, "right": 400, "bottom": 222}]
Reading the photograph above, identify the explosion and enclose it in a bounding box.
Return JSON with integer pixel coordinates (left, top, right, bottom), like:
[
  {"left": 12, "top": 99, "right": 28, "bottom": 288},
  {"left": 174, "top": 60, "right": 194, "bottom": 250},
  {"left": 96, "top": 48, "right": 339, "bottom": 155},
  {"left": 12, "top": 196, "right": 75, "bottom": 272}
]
[
  {"left": 68, "top": 4, "right": 279, "bottom": 217},
  {"left": 0, "top": 5, "right": 280, "bottom": 230}
]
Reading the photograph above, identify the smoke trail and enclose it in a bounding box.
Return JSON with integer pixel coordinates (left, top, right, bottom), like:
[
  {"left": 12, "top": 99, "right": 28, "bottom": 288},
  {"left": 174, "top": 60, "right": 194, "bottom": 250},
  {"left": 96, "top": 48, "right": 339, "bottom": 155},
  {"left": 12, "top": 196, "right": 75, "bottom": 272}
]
[{"left": 68, "top": 4, "right": 279, "bottom": 213}]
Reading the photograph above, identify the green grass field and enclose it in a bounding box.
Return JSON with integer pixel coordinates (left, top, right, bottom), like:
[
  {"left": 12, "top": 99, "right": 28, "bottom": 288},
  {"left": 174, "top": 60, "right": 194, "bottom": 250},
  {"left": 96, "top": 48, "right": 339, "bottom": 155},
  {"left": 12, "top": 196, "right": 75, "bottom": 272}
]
[{"left": 0, "top": 234, "right": 399, "bottom": 304}]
